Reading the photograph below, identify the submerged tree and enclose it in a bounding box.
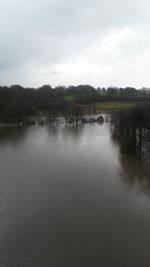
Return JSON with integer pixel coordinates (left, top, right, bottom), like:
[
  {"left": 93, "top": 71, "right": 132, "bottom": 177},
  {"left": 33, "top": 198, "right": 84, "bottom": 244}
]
[
  {"left": 70, "top": 104, "right": 83, "bottom": 124},
  {"left": 112, "top": 105, "right": 150, "bottom": 156}
]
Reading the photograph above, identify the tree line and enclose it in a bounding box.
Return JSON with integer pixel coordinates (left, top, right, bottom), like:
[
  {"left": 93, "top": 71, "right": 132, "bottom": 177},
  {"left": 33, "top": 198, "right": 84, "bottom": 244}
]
[{"left": 0, "top": 84, "right": 150, "bottom": 123}]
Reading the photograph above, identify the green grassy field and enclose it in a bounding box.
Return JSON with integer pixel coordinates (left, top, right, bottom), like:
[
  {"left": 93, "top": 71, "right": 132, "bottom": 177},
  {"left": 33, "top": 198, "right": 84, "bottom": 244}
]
[
  {"left": 63, "top": 95, "right": 76, "bottom": 102},
  {"left": 95, "top": 101, "right": 136, "bottom": 110},
  {"left": 63, "top": 95, "right": 136, "bottom": 111}
]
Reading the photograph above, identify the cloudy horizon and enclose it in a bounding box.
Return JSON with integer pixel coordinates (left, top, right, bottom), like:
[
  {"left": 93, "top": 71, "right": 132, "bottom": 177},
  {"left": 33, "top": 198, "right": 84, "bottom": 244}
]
[{"left": 0, "top": 0, "right": 150, "bottom": 88}]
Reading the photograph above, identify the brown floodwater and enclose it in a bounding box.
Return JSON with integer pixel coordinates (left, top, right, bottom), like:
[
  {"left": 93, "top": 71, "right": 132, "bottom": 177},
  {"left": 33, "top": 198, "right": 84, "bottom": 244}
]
[{"left": 0, "top": 122, "right": 150, "bottom": 267}]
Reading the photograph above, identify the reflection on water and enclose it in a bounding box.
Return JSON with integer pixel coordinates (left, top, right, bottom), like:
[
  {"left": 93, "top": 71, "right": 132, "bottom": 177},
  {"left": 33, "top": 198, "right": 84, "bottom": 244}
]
[
  {"left": 0, "top": 127, "right": 29, "bottom": 146},
  {"left": 47, "top": 123, "right": 84, "bottom": 140},
  {"left": 119, "top": 154, "right": 150, "bottom": 198},
  {"left": 61, "top": 124, "right": 84, "bottom": 142},
  {"left": 0, "top": 123, "right": 150, "bottom": 266}
]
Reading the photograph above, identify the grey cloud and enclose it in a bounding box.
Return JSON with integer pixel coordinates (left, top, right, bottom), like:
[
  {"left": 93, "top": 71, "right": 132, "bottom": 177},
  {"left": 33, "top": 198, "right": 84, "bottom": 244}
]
[{"left": 0, "top": 0, "right": 150, "bottom": 87}]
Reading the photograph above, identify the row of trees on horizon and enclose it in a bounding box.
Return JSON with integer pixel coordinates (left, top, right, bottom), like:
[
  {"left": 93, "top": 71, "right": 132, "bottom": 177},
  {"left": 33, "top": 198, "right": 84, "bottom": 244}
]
[{"left": 1, "top": 84, "right": 150, "bottom": 123}]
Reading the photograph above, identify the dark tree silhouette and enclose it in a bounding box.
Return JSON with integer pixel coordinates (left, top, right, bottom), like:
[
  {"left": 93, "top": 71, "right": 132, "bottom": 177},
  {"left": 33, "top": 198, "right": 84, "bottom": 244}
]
[{"left": 112, "top": 105, "right": 150, "bottom": 156}]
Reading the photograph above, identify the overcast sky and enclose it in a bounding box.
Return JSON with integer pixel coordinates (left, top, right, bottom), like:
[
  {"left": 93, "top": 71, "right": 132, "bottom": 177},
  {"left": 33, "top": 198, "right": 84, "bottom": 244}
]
[{"left": 0, "top": 0, "right": 150, "bottom": 88}]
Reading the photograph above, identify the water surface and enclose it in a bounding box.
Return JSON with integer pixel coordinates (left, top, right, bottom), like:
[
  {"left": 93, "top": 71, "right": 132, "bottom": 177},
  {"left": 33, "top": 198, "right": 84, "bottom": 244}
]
[{"left": 0, "top": 123, "right": 150, "bottom": 266}]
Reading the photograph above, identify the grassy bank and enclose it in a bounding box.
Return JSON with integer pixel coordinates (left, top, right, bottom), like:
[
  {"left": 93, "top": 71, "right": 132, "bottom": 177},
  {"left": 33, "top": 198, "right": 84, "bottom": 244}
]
[{"left": 95, "top": 101, "right": 136, "bottom": 111}]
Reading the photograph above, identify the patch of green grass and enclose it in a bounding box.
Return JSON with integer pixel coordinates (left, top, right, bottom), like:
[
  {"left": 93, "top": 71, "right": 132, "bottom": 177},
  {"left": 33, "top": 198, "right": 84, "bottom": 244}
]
[
  {"left": 95, "top": 101, "right": 136, "bottom": 110},
  {"left": 63, "top": 95, "right": 76, "bottom": 102}
]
